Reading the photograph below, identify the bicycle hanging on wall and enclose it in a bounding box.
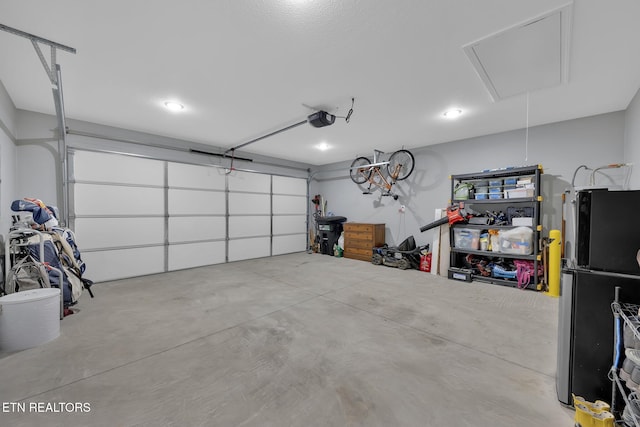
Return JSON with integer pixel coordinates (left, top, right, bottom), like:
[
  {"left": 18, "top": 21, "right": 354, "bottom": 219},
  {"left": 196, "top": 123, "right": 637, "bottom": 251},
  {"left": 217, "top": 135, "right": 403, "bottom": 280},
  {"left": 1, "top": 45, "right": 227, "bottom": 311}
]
[{"left": 349, "top": 149, "right": 415, "bottom": 200}]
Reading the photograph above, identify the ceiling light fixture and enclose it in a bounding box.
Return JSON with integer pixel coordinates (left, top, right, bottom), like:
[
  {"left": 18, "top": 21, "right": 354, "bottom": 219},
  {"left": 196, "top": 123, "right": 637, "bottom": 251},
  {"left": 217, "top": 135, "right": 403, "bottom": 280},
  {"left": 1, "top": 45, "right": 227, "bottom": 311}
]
[
  {"left": 164, "top": 101, "right": 184, "bottom": 112},
  {"left": 443, "top": 108, "right": 463, "bottom": 119},
  {"left": 316, "top": 142, "right": 330, "bottom": 151}
]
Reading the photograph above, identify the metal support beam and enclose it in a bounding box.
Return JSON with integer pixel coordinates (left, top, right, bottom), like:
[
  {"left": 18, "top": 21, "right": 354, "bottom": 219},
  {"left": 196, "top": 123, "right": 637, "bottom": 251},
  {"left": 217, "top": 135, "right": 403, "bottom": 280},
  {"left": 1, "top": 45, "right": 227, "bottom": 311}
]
[
  {"left": 0, "top": 23, "right": 76, "bottom": 225},
  {"left": 0, "top": 23, "right": 76, "bottom": 53},
  {"left": 225, "top": 119, "right": 308, "bottom": 154},
  {"left": 53, "top": 65, "right": 70, "bottom": 225},
  {"left": 223, "top": 107, "right": 341, "bottom": 157}
]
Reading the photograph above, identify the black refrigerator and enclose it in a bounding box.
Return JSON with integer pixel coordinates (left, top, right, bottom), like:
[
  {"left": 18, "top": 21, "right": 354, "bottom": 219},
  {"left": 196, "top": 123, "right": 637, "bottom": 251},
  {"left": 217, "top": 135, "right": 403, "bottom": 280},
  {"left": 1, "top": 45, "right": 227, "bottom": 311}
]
[{"left": 557, "top": 189, "right": 640, "bottom": 405}]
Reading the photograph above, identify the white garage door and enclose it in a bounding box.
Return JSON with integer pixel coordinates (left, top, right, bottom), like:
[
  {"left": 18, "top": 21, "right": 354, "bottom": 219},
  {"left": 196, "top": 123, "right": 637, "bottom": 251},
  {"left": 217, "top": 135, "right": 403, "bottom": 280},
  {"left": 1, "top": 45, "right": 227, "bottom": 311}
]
[
  {"left": 272, "top": 175, "right": 307, "bottom": 255},
  {"left": 71, "top": 151, "right": 166, "bottom": 282},
  {"left": 167, "top": 162, "right": 227, "bottom": 271},
  {"left": 69, "top": 150, "right": 307, "bottom": 282},
  {"left": 227, "top": 170, "right": 271, "bottom": 262}
]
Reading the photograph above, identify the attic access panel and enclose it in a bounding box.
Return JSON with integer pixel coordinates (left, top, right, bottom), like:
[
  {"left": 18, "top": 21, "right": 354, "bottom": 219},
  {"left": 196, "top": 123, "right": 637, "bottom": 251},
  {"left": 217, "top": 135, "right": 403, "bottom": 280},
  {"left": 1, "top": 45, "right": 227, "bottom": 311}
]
[{"left": 463, "top": 4, "right": 573, "bottom": 101}]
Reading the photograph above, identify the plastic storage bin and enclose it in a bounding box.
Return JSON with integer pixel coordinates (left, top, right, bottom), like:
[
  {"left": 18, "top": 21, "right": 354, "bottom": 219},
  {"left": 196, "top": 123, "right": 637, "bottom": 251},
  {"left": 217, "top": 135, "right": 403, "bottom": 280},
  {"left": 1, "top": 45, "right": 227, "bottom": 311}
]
[
  {"left": 498, "top": 227, "right": 533, "bottom": 255},
  {"left": 474, "top": 180, "right": 489, "bottom": 199},
  {"left": 504, "top": 178, "right": 517, "bottom": 185},
  {"left": 503, "top": 177, "right": 517, "bottom": 190},
  {"left": 0, "top": 288, "right": 61, "bottom": 352},
  {"left": 505, "top": 188, "right": 535, "bottom": 199},
  {"left": 453, "top": 228, "right": 481, "bottom": 249},
  {"left": 475, "top": 180, "right": 489, "bottom": 192},
  {"left": 489, "top": 187, "right": 503, "bottom": 199}
]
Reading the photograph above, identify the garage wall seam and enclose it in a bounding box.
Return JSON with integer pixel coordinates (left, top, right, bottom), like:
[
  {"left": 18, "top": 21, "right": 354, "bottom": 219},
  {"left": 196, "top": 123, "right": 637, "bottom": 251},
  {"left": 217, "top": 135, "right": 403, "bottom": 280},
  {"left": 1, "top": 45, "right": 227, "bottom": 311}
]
[{"left": 0, "top": 116, "right": 17, "bottom": 143}]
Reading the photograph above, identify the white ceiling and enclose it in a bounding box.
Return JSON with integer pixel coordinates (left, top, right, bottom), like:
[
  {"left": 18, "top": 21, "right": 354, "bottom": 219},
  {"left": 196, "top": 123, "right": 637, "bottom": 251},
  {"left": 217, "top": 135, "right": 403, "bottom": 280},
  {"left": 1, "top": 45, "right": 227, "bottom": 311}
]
[{"left": 1, "top": 0, "right": 639, "bottom": 166}]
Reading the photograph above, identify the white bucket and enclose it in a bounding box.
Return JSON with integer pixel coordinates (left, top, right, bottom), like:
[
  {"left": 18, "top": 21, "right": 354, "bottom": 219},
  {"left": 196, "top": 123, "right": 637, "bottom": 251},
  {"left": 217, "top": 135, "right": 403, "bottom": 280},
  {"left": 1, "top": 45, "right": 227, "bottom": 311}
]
[{"left": 0, "top": 288, "right": 61, "bottom": 352}]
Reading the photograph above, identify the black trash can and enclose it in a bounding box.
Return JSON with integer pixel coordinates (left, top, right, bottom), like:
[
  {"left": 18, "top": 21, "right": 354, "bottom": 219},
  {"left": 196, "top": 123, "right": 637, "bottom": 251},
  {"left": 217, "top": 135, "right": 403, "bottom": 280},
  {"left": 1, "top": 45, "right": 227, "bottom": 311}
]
[{"left": 316, "top": 216, "right": 347, "bottom": 255}]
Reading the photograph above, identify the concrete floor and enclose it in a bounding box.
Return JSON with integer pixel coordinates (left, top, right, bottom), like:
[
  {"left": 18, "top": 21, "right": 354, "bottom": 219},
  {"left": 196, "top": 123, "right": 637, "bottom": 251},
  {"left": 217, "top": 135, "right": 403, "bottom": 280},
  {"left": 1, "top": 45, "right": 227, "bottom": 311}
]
[{"left": 0, "top": 252, "right": 574, "bottom": 426}]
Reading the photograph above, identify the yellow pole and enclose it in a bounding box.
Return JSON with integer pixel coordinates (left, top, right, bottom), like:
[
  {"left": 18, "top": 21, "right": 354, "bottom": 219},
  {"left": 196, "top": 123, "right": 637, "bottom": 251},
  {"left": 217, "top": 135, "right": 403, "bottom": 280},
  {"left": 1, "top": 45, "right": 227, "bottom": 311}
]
[{"left": 547, "top": 229, "right": 562, "bottom": 297}]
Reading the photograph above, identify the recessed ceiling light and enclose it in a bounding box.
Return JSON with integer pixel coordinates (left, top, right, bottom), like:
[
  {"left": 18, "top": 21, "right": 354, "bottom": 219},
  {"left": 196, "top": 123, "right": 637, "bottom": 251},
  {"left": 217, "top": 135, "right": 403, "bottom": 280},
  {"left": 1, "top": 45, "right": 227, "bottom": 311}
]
[
  {"left": 316, "top": 142, "right": 330, "bottom": 151},
  {"left": 164, "top": 101, "right": 184, "bottom": 112},
  {"left": 443, "top": 108, "right": 463, "bottom": 119}
]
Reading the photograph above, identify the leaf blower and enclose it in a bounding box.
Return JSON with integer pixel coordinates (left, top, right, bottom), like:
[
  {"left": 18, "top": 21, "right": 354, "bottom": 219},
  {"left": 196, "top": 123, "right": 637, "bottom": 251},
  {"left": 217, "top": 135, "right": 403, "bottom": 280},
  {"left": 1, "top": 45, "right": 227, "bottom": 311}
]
[{"left": 419, "top": 204, "right": 468, "bottom": 233}]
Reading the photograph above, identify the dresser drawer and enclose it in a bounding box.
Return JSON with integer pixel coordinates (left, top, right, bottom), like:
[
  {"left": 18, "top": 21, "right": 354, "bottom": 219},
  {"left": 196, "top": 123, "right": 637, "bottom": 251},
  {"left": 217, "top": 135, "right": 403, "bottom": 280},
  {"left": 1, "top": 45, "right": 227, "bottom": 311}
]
[
  {"left": 345, "top": 239, "right": 376, "bottom": 250},
  {"left": 344, "top": 248, "right": 373, "bottom": 261},
  {"left": 344, "top": 223, "right": 373, "bottom": 233},
  {"left": 344, "top": 231, "right": 372, "bottom": 241}
]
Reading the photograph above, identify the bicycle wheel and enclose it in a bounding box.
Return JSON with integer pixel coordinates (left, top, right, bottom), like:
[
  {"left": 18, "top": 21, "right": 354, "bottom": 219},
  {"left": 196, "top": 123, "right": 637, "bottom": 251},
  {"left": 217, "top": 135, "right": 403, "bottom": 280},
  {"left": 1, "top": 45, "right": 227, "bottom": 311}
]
[
  {"left": 387, "top": 149, "right": 415, "bottom": 181},
  {"left": 350, "top": 157, "right": 372, "bottom": 184}
]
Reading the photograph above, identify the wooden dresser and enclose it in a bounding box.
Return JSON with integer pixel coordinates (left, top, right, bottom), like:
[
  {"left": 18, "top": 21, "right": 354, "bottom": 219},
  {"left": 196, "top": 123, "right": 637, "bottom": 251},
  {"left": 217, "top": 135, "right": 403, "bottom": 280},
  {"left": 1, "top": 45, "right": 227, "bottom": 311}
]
[{"left": 343, "top": 223, "right": 385, "bottom": 261}]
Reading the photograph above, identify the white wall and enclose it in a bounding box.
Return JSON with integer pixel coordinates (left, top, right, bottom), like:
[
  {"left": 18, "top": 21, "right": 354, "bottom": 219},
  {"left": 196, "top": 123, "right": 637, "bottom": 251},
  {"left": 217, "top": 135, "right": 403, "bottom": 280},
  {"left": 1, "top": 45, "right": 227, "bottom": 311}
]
[
  {"left": 14, "top": 110, "right": 59, "bottom": 207},
  {"left": 625, "top": 87, "right": 640, "bottom": 189},
  {"left": 0, "top": 81, "right": 17, "bottom": 235},
  {"left": 311, "top": 111, "right": 626, "bottom": 247}
]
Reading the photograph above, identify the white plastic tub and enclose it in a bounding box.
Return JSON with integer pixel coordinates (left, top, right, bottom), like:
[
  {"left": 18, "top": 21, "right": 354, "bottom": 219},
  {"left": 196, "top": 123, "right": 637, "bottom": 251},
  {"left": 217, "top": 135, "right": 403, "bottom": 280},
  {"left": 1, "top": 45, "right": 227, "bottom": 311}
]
[
  {"left": 498, "top": 227, "right": 534, "bottom": 255},
  {"left": 0, "top": 288, "right": 61, "bottom": 352}
]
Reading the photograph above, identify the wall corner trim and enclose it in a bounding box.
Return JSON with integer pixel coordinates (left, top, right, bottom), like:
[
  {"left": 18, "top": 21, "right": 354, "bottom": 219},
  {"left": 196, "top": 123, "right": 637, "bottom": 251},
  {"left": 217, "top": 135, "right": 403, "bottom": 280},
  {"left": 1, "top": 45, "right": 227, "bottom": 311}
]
[{"left": 0, "top": 116, "right": 17, "bottom": 143}]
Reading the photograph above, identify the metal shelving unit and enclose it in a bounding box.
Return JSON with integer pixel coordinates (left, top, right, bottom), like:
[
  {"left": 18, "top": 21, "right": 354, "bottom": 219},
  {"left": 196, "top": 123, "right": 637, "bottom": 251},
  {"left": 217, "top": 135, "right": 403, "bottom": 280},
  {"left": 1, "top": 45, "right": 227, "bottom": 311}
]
[
  {"left": 611, "top": 294, "right": 640, "bottom": 426},
  {"left": 448, "top": 165, "right": 543, "bottom": 290}
]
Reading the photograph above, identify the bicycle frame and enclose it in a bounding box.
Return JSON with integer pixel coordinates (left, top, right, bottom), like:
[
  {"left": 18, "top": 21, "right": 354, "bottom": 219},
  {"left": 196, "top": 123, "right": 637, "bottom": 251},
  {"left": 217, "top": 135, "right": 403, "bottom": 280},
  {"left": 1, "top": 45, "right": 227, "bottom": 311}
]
[
  {"left": 358, "top": 150, "right": 401, "bottom": 199},
  {"left": 350, "top": 149, "right": 415, "bottom": 200},
  {"left": 358, "top": 162, "right": 403, "bottom": 192}
]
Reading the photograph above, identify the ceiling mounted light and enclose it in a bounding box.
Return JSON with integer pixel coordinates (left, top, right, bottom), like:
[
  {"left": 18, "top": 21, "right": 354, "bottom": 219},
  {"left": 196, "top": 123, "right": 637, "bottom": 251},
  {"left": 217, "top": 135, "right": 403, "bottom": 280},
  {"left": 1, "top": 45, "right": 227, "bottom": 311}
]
[
  {"left": 164, "top": 101, "right": 184, "bottom": 112},
  {"left": 443, "top": 108, "right": 463, "bottom": 119},
  {"left": 316, "top": 142, "right": 330, "bottom": 151}
]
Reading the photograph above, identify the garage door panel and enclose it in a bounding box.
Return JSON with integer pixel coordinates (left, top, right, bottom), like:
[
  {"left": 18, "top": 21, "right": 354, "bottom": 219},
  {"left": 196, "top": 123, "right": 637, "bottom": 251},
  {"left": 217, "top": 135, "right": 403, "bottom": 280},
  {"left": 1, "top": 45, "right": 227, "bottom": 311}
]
[
  {"left": 74, "top": 217, "right": 164, "bottom": 249},
  {"left": 228, "top": 193, "right": 270, "bottom": 215},
  {"left": 168, "top": 189, "right": 225, "bottom": 215},
  {"left": 168, "top": 241, "right": 226, "bottom": 270},
  {"left": 273, "top": 234, "right": 307, "bottom": 255},
  {"left": 82, "top": 247, "right": 165, "bottom": 282},
  {"left": 72, "top": 151, "right": 164, "bottom": 185},
  {"left": 228, "top": 170, "right": 270, "bottom": 193},
  {"left": 168, "top": 163, "right": 225, "bottom": 190},
  {"left": 273, "top": 215, "right": 306, "bottom": 235},
  {"left": 228, "top": 237, "right": 270, "bottom": 261},
  {"left": 272, "top": 176, "right": 306, "bottom": 195},
  {"left": 73, "top": 184, "right": 164, "bottom": 216},
  {"left": 229, "top": 216, "right": 270, "bottom": 238},
  {"left": 272, "top": 195, "right": 306, "bottom": 215},
  {"left": 168, "top": 216, "right": 226, "bottom": 242}
]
